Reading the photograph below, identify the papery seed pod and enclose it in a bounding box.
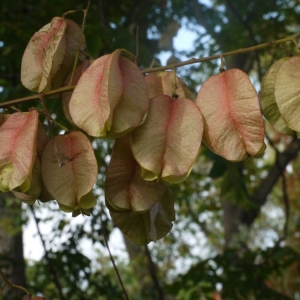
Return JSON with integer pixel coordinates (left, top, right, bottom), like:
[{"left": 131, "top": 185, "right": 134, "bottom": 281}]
[
  {"left": 274, "top": 55, "right": 300, "bottom": 132},
  {"left": 196, "top": 69, "right": 266, "bottom": 161},
  {"left": 41, "top": 131, "right": 97, "bottom": 212},
  {"left": 260, "top": 57, "right": 294, "bottom": 135},
  {"left": 145, "top": 71, "right": 195, "bottom": 100},
  {"left": 106, "top": 135, "right": 167, "bottom": 212},
  {"left": 69, "top": 49, "right": 149, "bottom": 138},
  {"left": 131, "top": 95, "right": 203, "bottom": 183},
  {"left": 0, "top": 111, "right": 38, "bottom": 192},
  {"left": 21, "top": 17, "right": 86, "bottom": 93}
]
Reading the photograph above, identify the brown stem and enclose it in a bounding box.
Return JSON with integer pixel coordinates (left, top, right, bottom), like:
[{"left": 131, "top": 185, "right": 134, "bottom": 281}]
[
  {"left": 68, "top": 0, "right": 91, "bottom": 85},
  {"left": 281, "top": 172, "right": 290, "bottom": 240},
  {"left": 0, "top": 33, "right": 299, "bottom": 109},
  {"left": 145, "top": 246, "right": 165, "bottom": 300},
  {"left": 31, "top": 108, "right": 68, "bottom": 132},
  {"left": 39, "top": 94, "right": 54, "bottom": 139},
  {"left": 135, "top": 26, "right": 140, "bottom": 66},
  {"left": 243, "top": 137, "right": 300, "bottom": 227},
  {"left": 0, "top": 86, "right": 75, "bottom": 109},
  {"left": 142, "top": 34, "right": 300, "bottom": 73},
  {"left": 100, "top": 213, "right": 129, "bottom": 300},
  {"left": 265, "top": 134, "right": 290, "bottom": 241},
  {"left": 0, "top": 270, "right": 30, "bottom": 296},
  {"left": 30, "top": 206, "right": 66, "bottom": 300}
]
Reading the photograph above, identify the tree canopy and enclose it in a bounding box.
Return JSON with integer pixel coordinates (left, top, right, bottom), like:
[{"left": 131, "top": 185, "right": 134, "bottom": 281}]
[{"left": 1, "top": 0, "right": 300, "bottom": 299}]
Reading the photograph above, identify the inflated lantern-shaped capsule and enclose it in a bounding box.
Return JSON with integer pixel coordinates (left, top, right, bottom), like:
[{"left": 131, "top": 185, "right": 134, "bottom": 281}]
[
  {"left": 41, "top": 131, "right": 98, "bottom": 213},
  {"left": 274, "top": 56, "right": 300, "bottom": 132},
  {"left": 21, "top": 17, "right": 85, "bottom": 93},
  {"left": 0, "top": 110, "right": 38, "bottom": 192},
  {"left": 145, "top": 71, "right": 195, "bottom": 100},
  {"left": 196, "top": 69, "right": 266, "bottom": 161},
  {"left": 106, "top": 135, "right": 167, "bottom": 213},
  {"left": 69, "top": 49, "right": 149, "bottom": 139},
  {"left": 12, "top": 121, "right": 51, "bottom": 205},
  {"left": 131, "top": 95, "right": 203, "bottom": 184},
  {"left": 260, "top": 57, "right": 294, "bottom": 135}
]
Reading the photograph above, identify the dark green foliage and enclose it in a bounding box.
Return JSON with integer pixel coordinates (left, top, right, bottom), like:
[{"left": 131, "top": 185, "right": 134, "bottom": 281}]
[{"left": 166, "top": 246, "right": 300, "bottom": 300}]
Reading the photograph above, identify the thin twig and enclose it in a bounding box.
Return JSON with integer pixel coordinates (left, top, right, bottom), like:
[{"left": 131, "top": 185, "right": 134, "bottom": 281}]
[
  {"left": 265, "top": 134, "right": 290, "bottom": 240},
  {"left": 135, "top": 26, "right": 140, "bottom": 66},
  {"left": 39, "top": 94, "right": 55, "bottom": 139},
  {"left": 144, "top": 246, "right": 164, "bottom": 300},
  {"left": 68, "top": 0, "right": 91, "bottom": 85},
  {"left": 142, "top": 33, "right": 300, "bottom": 73},
  {"left": 31, "top": 107, "right": 69, "bottom": 132},
  {"left": 281, "top": 172, "right": 290, "bottom": 240},
  {"left": 172, "top": 68, "right": 177, "bottom": 96},
  {"left": 0, "top": 270, "right": 30, "bottom": 296},
  {"left": 259, "top": 134, "right": 291, "bottom": 245},
  {"left": 0, "top": 85, "right": 75, "bottom": 109},
  {"left": 30, "top": 206, "right": 66, "bottom": 300},
  {"left": 1, "top": 33, "right": 299, "bottom": 108},
  {"left": 100, "top": 213, "right": 129, "bottom": 300}
]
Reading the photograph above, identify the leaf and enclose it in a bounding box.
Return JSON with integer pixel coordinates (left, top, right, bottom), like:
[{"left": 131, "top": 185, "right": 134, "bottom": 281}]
[
  {"left": 62, "top": 59, "right": 91, "bottom": 124},
  {"left": 274, "top": 55, "right": 300, "bottom": 132},
  {"left": 21, "top": 17, "right": 67, "bottom": 92},
  {"left": 131, "top": 95, "right": 203, "bottom": 183},
  {"left": 106, "top": 135, "right": 166, "bottom": 212},
  {"left": 41, "top": 131, "right": 98, "bottom": 211},
  {"left": 195, "top": 69, "right": 266, "bottom": 161},
  {"left": 260, "top": 57, "right": 293, "bottom": 135},
  {"left": 69, "top": 49, "right": 148, "bottom": 138},
  {"left": 145, "top": 71, "right": 195, "bottom": 100},
  {"left": 0, "top": 110, "right": 38, "bottom": 192},
  {"left": 108, "top": 186, "right": 175, "bottom": 244}
]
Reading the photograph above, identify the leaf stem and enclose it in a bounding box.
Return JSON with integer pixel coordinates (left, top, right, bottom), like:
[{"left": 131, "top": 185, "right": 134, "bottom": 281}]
[
  {"left": 68, "top": 0, "right": 91, "bottom": 85},
  {"left": 0, "top": 269, "right": 30, "bottom": 296},
  {"left": 63, "top": 9, "right": 85, "bottom": 17},
  {"left": 39, "top": 94, "right": 54, "bottom": 139},
  {"left": 172, "top": 68, "right": 177, "bottom": 96},
  {"left": 135, "top": 26, "right": 140, "bottom": 66},
  {"left": 31, "top": 107, "right": 69, "bottom": 132},
  {"left": 100, "top": 212, "right": 129, "bottom": 300},
  {"left": 30, "top": 206, "right": 66, "bottom": 300},
  {"left": 0, "top": 85, "right": 75, "bottom": 108},
  {"left": 142, "top": 33, "right": 300, "bottom": 73},
  {"left": 0, "top": 33, "right": 299, "bottom": 108}
]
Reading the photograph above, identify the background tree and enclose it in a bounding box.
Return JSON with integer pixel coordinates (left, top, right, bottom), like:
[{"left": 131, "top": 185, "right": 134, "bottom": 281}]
[{"left": 1, "top": 0, "right": 300, "bottom": 299}]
